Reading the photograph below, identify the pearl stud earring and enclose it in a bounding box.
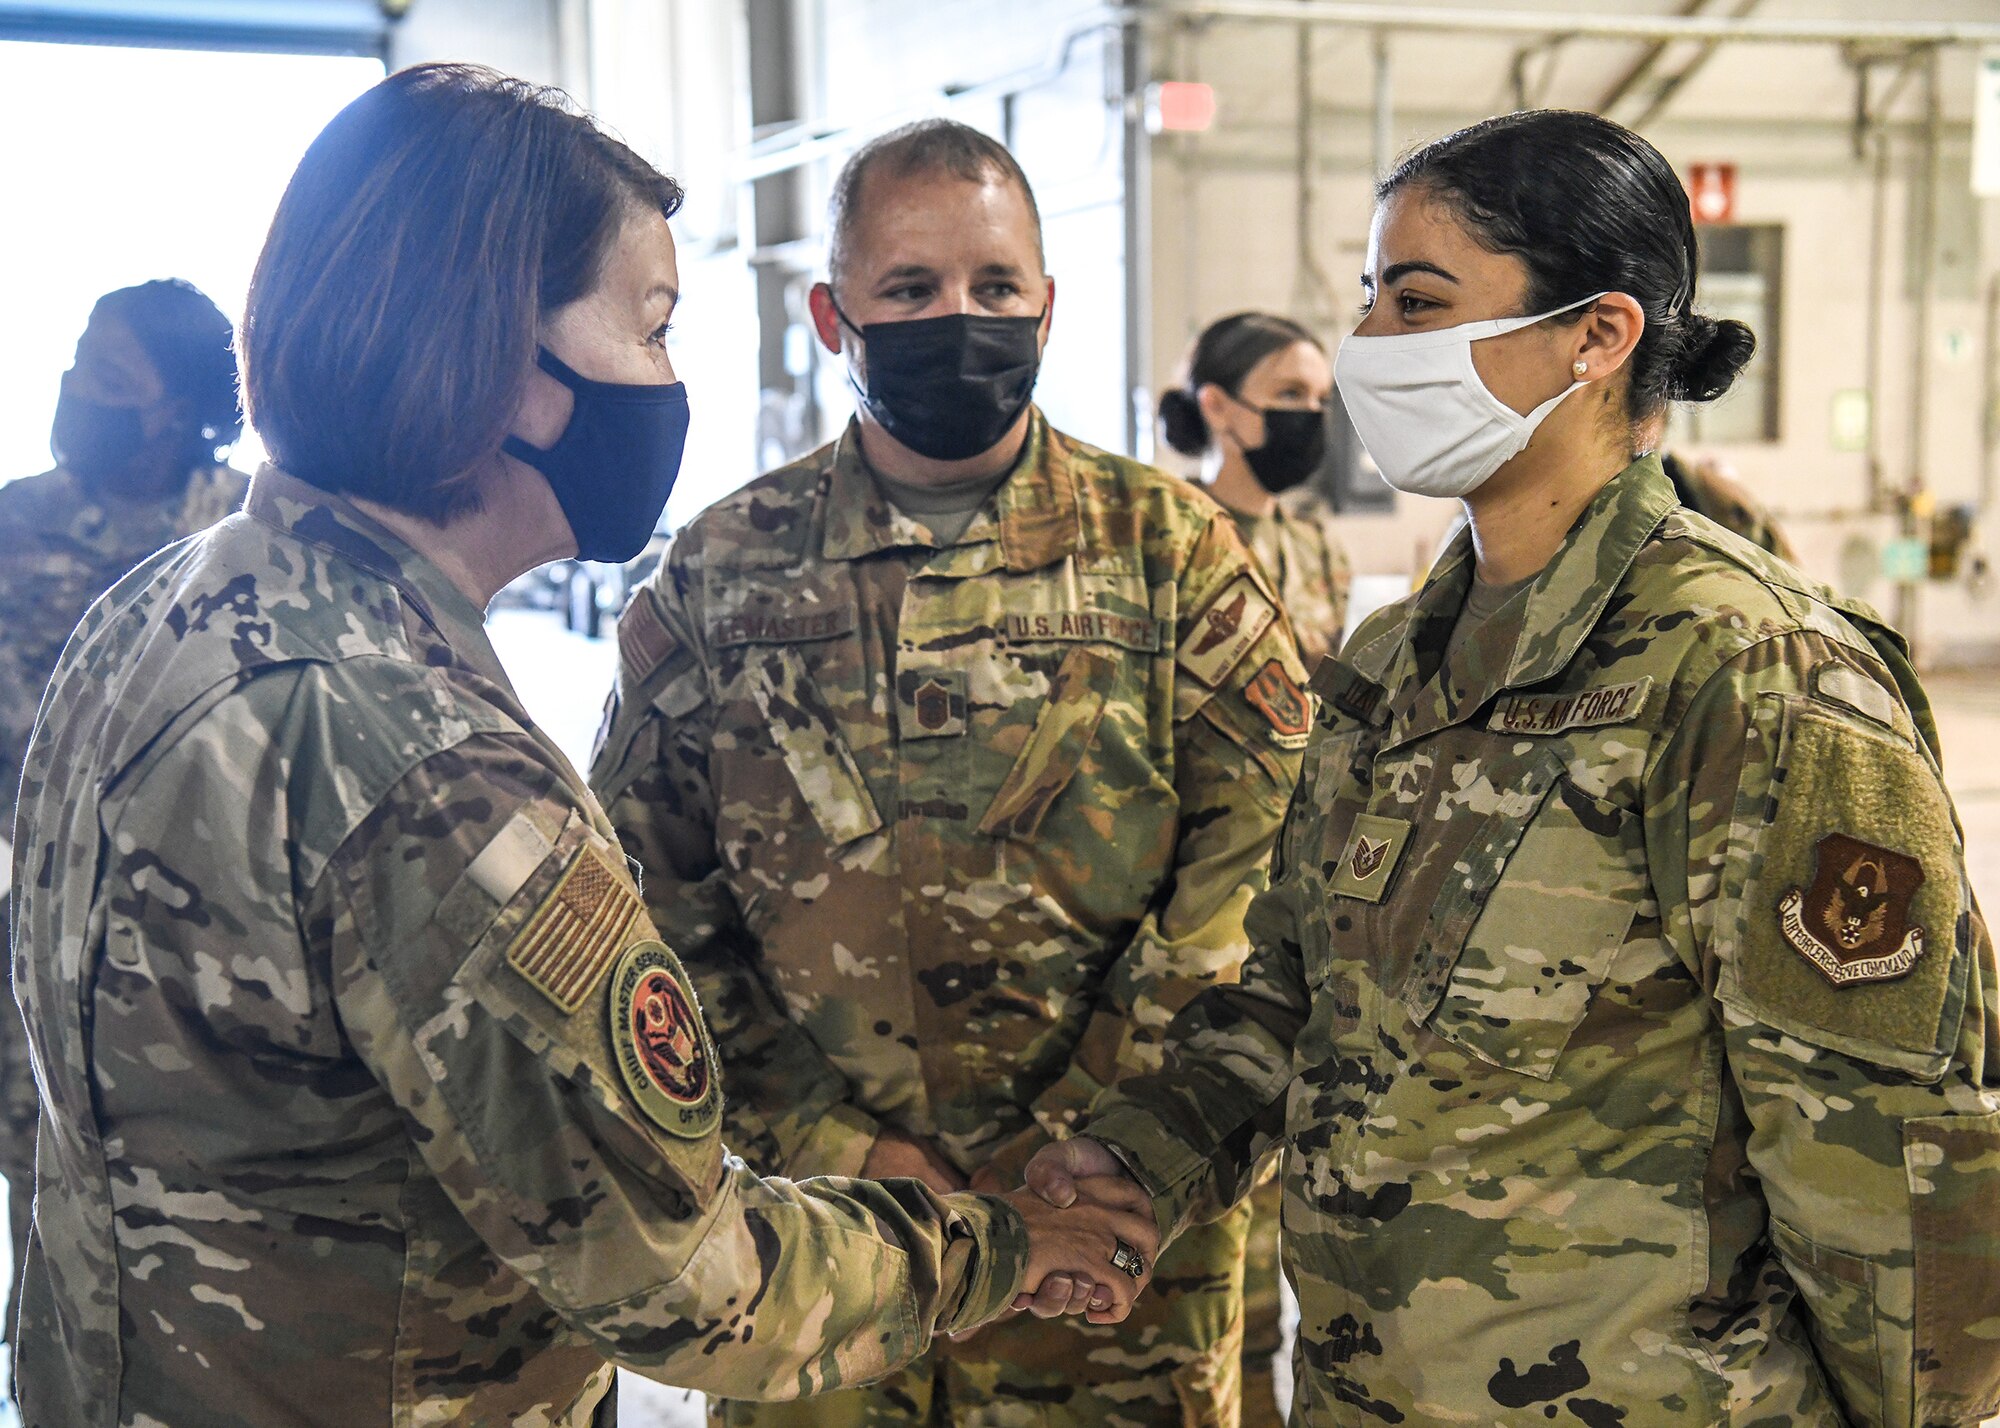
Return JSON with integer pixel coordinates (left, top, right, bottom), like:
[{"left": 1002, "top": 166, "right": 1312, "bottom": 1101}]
[{"left": 1573, "top": 360, "right": 1589, "bottom": 377}]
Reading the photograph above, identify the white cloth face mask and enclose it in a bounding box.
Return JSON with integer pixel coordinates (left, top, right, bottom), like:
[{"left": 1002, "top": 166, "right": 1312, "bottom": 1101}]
[{"left": 1333, "top": 292, "right": 1608, "bottom": 499}]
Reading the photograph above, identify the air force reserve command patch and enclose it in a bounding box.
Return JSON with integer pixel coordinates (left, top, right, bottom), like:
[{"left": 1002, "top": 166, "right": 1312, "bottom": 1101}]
[
  {"left": 1780, "top": 831, "right": 1927, "bottom": 986},
  {"left": 611, "top": 941, "right": 722, "bottom": 1139}
]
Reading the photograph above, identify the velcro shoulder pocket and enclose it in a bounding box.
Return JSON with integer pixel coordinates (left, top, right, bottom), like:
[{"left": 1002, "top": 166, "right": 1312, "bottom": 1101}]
[
  {"left": 1716, "top": 694, "right": 1965, "bottom": 1078},
  {"left": 453, "top": 819, "right": 726, "bottom": 1207}
]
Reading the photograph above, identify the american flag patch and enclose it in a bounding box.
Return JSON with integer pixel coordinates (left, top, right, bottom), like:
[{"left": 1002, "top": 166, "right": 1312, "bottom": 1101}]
[
  {"left": 505, "top": 846, "right": 642, "bottom": 1013},
  {"left": 619, "top": 591, "right": 677, "bottom": 683}
]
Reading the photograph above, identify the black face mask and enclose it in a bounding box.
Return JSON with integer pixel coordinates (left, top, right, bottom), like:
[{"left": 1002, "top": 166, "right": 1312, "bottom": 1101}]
[
  {"left": 836, "top": 301, "right": 1044, "bottom": 462},
  {"left": 51, "top": 392, "right": 148, "bottom": 484},
  {"left": 504, "top": 348, "right": 690, "bottom": 564},
  {"left": 1241, "top": 403, "right": 1329, "bottom": 494}
]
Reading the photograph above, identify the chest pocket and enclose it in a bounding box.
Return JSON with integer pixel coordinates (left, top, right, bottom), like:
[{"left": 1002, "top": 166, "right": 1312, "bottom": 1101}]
[
  {"left": 741, "top": 646, "right": 885, "bottom": 847},
  {"left": 977, "top": 644, "right": 1116, "bottom": 840},
  {"left": 1403, "top": 753, "right": 1648, "bottom": 1080}
]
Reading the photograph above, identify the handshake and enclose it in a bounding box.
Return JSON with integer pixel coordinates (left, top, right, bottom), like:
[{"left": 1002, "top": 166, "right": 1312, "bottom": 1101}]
[{"left": 870, "top": 1130, "right": 1158, "bottom": 1326}]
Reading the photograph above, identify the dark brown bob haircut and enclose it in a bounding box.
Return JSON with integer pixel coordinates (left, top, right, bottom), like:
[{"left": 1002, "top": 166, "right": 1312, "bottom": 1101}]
[
  {"left": 826, "top": 117, "right": 1043, "bottom": 294},
  {"left": 241, "top": 63, "right": 684, "bottom": 520}
]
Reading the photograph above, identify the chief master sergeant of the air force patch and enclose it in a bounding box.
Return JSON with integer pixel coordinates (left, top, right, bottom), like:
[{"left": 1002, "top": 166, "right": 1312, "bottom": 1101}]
[{"left": 612, "top": 941, "right": 723, "bottom": 1139}]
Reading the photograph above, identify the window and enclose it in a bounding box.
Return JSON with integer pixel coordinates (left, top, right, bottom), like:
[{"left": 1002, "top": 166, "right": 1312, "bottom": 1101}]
[
  {"left": 1681, "top": 222, "right": 1783, "bottom": 445},
  {"left": 0, "top": 39, "right": 384, "bottom": 483}
]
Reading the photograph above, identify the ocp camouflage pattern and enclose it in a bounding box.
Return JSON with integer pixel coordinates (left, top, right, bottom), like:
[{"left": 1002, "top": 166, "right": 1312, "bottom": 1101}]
[
  {"left": 0, "top": 460, "right": 246, "bottom": 1344},
  {"left": 1085, "top": 456, "right": 2000, "bottom": 1426},
  {"left": 1228, "top": 484, "right": 1350, "bottom": 673},
  {"left": 592, "top": 410, "right": 1307, "bottom": 1425},
  {"left": 9, "top": 465, "right": 1027, "bottom": 1428}
]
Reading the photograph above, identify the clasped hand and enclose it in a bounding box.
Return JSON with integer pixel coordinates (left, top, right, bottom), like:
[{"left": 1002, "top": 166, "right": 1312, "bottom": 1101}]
[
  {"left": 998, "top": 1138, "right": 1158, "bottom": 1325},
  {"left": 864, "top": 1128, "right": 1158, "bottom": 1325}
]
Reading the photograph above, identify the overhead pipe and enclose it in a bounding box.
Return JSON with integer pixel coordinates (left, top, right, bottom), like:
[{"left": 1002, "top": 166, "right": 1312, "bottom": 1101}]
[
  {"left": 1150, "top": 1, "right": 2000, "bottom": 47},
  {"left": 733, "top": 9, "right": 1124, "bottom": 181}
]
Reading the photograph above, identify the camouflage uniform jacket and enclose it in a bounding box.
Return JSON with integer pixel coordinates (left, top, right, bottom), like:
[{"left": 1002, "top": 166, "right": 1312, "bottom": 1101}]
[
  {"left": 1226, "top": 486, "right": 1351, "bottom": 672},
  {"left": 9, "top": 466, "right": 1026, "bottom": 1428},
  {"left": 591, "top": 411, "right": 1309, "bottom": 1186},
  {"left": 1086, "top": 456, "right": 2000, "bottom": 1426},
  {"left": 0, "top": 462, "right": 246, "bottom": 844}
]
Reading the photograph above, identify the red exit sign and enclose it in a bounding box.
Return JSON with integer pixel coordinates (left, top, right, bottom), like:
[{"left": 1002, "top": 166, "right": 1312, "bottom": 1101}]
[{"left": 1689, "top": 163, "right": 1737, "bottom": 224}]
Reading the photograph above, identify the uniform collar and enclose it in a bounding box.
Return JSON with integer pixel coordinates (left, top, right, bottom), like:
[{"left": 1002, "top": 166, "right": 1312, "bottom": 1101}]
[
  {"left": 818, "top": 407, "right": 1080, "bottom": 573},
  {"left": 243, "top": 464, "right": 510, "bottom": 689},
  {"left": 1372, "top": 453, "right": 1677, "bottom": 752}
]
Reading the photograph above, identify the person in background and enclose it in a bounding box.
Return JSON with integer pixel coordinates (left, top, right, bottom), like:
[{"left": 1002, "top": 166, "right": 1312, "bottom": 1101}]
[
  {"left": 1030, "top": 108, "right": 2000, "bottom": 1425},
  {"left": 593, "top": 117, "right": 1308, "bottom": 1428},
  {"left": 9, "top": 66, "right": 1150, "bottom": 1428},
  {"left": 1662, "top": 449, "right": 1797, "bottom": 561},
  {"left": 1159, "top": 313, "right": 1351, "bottom": 673},
  {"left": 0, "top": 277, "right": 248, "bottom": 1363},
  {"left": 1156, "top": 311, "right": 1352, "bottom": 1428}
]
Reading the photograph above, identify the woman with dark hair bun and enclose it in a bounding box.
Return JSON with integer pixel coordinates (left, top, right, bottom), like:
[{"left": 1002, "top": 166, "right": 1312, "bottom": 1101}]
[
  {"left": 1159, "top": 313, "right": 1350, "bottom": 671},
  {"left": 1033, "top": 108, "right": 2000, "bottom": 1425},
  {"left": 9, "top": 63, "right": 1153, "bottom": 1428}
]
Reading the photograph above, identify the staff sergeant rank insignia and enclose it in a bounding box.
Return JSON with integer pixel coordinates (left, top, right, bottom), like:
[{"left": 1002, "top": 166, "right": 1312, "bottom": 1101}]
[
  {"left": 611, "top": 941, "right": 723, "bottom": 1138},
  {"left": 1779, "top": 831, "right": 1927, "bottom": 986}
]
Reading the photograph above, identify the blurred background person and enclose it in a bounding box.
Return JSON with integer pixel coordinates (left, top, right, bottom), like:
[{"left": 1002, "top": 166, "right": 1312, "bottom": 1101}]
[
  {"left": 0, "top": 276, "right": 247, "bottom": 1374},
  {"left": 1159, "top": 314, "right": 1350, "bottom": 674},
  {"left": 1661, "top": 449, "right": 1797, "bottom": 561}
]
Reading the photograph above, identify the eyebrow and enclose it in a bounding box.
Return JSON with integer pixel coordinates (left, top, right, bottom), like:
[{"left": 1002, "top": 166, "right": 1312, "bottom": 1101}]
[
  {"left": 647, "top": 282, "right": 680, "bottom": 306},
  {"left": 1368, "top": 260, "right": 1461, "bottom": 288},
  {"left": 874, "top": 263, "right": 938, "bottom": 285}
]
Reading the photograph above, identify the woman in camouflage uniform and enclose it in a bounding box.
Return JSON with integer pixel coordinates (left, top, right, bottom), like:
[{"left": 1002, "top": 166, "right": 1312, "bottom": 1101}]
[
  {"left": 7, "top": 63, "right": 1154, "bottom": 1428},
  {"left": 1037, "top": 110, "right": 2000, "bottom": 1426},
  {"left": 1159, "top": 313, "right": 1352, "bottom": 675}
]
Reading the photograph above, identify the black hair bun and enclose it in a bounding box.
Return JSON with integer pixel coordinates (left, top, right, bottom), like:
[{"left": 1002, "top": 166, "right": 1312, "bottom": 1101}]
[
  {"left": 1157, "top": 387, "right": 1210, "bottom": 456},
  {"left": 1668, "top": 314, "right": 1756, "bottom": 404}
]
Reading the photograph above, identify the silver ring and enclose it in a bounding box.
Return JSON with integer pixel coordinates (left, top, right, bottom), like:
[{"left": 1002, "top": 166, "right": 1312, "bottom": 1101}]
[{"left": 1110, "top": 1238, "right": 1146, "bottom": 1279}]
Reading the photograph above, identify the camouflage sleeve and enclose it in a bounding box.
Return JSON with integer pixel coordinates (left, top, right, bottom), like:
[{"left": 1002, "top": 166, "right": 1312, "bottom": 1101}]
[
  {"left": 323, "top": 732, "right": 1028, "bottom": 1393},
  {"left": 1652, "top": 628, "right": 2000, "bottom": 1426},
  {"left": 985, "top": 513, "right": 1309, "bottom": 1184},
  {"left": 590, "top": 574, "right": 883, "bottom": 1179}
]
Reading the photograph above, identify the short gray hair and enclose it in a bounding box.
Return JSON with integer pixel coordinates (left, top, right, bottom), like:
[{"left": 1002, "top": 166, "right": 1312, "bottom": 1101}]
[{"left": 826, "top": 118, "right": 1044, "bottom": 294}]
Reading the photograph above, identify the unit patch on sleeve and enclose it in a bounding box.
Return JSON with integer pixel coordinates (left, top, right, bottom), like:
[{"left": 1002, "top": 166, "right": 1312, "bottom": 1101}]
[
  {"left": 505, "top": 844, "right": 643, "bottom": 1014},
  {"left": 1488, "top": 676, "right": 1653, "bottom": 736},
  {"left": 1245, "top": 658, "right": 1312, "bottom": 745},
  {"left": 1779, "top": 831, "right": 1927, "bottom": 986},
  {"left": 1177, "top": 576, "right": 1278, "bottom": 689},
  {"left": 610, "top": 940, "right": 722, "bottom": 1139}
]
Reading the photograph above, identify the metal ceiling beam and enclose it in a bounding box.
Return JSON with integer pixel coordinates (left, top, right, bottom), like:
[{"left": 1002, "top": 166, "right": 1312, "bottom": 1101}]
[
  {"left": 1627, "top": 0, "right": 1762, "bottom": 130},
  {"left": 1151, "top": 1, "right": 2000, "bottom": 47},
  {"left": 1592, "top": 0, "right": 1710, "bottom": 117}
]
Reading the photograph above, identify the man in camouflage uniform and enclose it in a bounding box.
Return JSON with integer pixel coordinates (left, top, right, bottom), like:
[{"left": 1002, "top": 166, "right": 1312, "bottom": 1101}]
[
  {"left": 1051, "top": 454, "right": 2000, "bottom": 1424},
  {"left": 0, "top": 279, "right": 247, "bottom": 1355},
  {"left": 7, "top": 463, "right": 1098, "bottom": 1427},
  {"left": 593, "top": 119, "right": 1307, "bottom": 1427}
]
